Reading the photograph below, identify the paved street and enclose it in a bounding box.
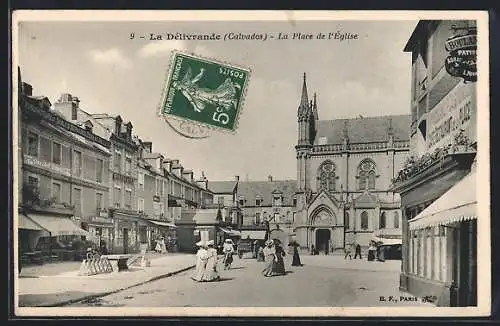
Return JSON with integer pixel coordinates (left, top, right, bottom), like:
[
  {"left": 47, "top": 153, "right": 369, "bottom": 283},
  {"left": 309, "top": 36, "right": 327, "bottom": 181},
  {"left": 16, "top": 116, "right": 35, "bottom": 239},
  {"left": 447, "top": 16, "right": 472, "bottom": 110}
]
[{"left": 68, "top": 255, "right": 433, "bottom": 307}]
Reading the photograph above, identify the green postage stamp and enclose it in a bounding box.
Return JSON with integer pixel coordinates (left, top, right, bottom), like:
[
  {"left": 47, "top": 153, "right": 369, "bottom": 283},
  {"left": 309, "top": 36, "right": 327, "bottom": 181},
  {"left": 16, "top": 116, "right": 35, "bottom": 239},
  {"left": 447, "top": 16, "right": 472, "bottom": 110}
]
[{"left": 160, "top": 51, "right": 250, "bottom": 133}]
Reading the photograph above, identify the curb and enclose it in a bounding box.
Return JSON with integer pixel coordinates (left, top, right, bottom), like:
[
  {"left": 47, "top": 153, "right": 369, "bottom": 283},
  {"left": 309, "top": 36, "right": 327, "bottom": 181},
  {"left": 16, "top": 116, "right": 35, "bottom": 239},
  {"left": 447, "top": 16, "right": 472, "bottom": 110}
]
[{"left": 33, "top": 264, "right": 195, "bottom": 307}]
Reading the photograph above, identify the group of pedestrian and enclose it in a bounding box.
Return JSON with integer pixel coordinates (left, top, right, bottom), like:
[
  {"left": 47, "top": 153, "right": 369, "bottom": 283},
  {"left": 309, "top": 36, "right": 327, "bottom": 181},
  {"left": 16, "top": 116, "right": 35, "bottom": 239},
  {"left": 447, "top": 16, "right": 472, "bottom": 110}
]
[
  {"left": 343, "top": 243, "right": 363, "bottom": 259},
  {"left": 261, "top": 239, "right": 286, "bottom": 277},
  {"left": 191, "top": 240, "right": 221, "bottom": 282},
  {"left": 154, "top": 237, "right": 167, "bottom": 254}
]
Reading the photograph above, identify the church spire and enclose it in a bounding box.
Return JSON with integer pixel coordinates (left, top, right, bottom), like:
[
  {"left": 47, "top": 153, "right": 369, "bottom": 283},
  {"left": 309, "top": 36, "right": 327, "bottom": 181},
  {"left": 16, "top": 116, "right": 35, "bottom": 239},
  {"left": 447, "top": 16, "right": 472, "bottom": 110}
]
[
  {"left": 312, "top": 92, "right": 319, "bottom": 120},
  {"left": 298, "top": 72, "right": 310, "bottom": 118},
  {"left": 301, "top": 72, "right": 309, "bottom": 108}
]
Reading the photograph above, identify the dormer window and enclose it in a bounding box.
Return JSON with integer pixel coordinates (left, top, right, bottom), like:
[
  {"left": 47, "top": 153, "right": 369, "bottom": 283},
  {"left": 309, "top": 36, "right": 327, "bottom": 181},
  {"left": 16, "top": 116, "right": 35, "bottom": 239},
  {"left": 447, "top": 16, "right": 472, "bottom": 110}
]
[
  {"left": 238, "top": 196, "right": 246, "bottom": 206},
  {"left": 292, "top": 196, "right": 297, "bottom": 207},
  {"left": 255, "top": 196, "right": 262, "bottom": 206},
  {"left": 273, "top": 194, "right": 282, "bottom": 207}
]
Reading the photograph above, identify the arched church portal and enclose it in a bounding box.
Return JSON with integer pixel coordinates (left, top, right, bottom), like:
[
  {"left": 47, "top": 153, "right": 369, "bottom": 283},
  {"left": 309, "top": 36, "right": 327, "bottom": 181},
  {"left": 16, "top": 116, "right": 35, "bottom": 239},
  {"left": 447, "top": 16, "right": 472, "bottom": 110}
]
[{"left": 315, "top": 229, "right": 331, "bottom": 253}]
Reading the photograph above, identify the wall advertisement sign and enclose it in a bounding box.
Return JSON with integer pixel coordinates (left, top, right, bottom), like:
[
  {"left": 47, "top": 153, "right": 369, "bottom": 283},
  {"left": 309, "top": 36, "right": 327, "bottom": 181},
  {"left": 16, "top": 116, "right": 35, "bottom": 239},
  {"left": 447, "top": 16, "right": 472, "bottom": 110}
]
[{"left": 427, "top": 81, "right": 475, "bottom": 151}]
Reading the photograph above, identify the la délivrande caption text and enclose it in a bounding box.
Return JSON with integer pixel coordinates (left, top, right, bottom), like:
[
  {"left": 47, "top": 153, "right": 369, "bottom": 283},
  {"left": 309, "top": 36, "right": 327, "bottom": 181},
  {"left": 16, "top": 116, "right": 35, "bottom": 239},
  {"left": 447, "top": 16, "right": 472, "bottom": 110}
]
[{"left": 130, "top": 32, "right": 359, "bottom": 42}]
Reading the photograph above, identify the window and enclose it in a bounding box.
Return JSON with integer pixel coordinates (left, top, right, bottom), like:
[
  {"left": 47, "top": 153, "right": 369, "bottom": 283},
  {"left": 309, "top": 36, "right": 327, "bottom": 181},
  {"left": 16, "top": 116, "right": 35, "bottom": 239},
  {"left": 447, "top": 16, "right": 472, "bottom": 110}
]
[
  {"left": 239, "top": 197, "right": 245, "bottom": 206},
  {"left": 254, "top": 212, "right": 261, "bottom": 224},
  {"left": 114, "top": 185, "right": 121, "bottom": 208},
  {"left": 96, "top": 193, "right": 103, "bottom": 212},
  {"left": 358, "top": 159, "right": 376, "bottom": 190},
  {"left": 292, "top": 212, "right": 296, "bottom": 223},
  {"left": 125, "top": 155, "right": 132, "bottom": 175},
  {"left": 52, "top": 182, "right": 61, "bottom": 202},
  {"left": 317, "top": 161, "right": 336, "bottom": 192},
  {"left": 217, "top": 196, "right": 225, "bottom": 206},
  {"left": 160, "top": 203, "right": 164, "bottom": 216},
  {"left": 344, "top": 212, "right": 350, "bottom": 229},
  {"left": 394, "top": 212, "right": 400, "bottom": 228},
  {"left": 125, "top": 188, "right": 132, "bottom": 209},
  {"left": 170, "top": 181, "right": 174, "bottom": 195},
  {"left": 379, "top": 212, "right": 386, "bottom": 229},
  {"left": 138, "top": 198, "right": 144, "bottom": 213},
  {"left": 293, "top": 197, "right": 297, "bottom": 206},
  {"left": 155, "top": 179, "right": 161, "bottom": 196},
  {"left": 27, "top": 131, "right": 39, "bottom": 156},
  {"left": 273, "top": 195, "right": 282, "bottom": 207},
  {"left": 73, "top": 150, "right": 82, "bottom": 176},
  {"left": 255, "top": 198, "right": 262, "bottom": 206},
  {"left": 274, "top": 213, "right": 280, "bottom": 223},
  {"left": 114, "top": 150, "right": 122, "bottom": 172},
  {"left": 28, "top": 175, "right": 39, "bottom": 186},
  {"left": 138, "top": 172, "right": 144, "bottom": 190},
  {"left": 360, "top": 211, "right": 369, "bottom": 230},
  {"left": 52, "top": 142, "right": 62, "bottom": 165},
  {"left": 96, "top": 158, "right": 103, "bottom": 183},
  {"left": 73, "top": 188, "right": 82, "bottom": 216}
]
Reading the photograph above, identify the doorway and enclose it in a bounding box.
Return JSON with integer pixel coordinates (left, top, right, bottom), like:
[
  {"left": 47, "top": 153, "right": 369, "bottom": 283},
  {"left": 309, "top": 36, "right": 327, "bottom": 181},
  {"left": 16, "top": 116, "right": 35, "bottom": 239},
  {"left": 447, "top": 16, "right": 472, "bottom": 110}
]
[
  {"left": 123, "top": 228, "right": 129, "bottom": 254},
  {"left": 316, "top": 229, "right": 331, "bottom": 254}
]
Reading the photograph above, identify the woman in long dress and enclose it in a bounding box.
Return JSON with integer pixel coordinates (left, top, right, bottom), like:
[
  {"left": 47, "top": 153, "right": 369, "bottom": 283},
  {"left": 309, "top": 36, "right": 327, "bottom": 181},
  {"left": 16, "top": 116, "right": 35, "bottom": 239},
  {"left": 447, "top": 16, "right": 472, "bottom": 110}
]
[
  {"left": 257, "top": 246, "right": 265, "bottom": 262},
  {"left": 191, "top": 241, "right": 209, "bottom": 282},
  {"left": 202, "top": 240, "right": 220, "bottom": 282},
  {"left": 261, "top": 240, "right": 276, "bottom": 277},
  {"left": 272, "top": 242, "right": 286, "bottom": 275},
  {"left": 289, "top": 241, "right": 302, "bottom": 266}
]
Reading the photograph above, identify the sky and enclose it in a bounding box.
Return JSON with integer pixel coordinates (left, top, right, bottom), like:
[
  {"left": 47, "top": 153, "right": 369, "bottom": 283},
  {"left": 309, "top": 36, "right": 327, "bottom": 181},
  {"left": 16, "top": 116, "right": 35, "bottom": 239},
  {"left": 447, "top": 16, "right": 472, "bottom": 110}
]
[{"left": 17, "top": 19, "right": 418, "bottom": 182}]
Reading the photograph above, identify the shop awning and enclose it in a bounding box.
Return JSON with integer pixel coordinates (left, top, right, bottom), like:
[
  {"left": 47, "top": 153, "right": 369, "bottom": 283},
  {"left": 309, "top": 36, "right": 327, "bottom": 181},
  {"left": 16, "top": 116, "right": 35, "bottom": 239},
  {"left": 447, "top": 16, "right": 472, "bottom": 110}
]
[
  {"left": 148, "top": 220, "right": 177, "bottom": 228},
  {"left": 18, "top": 214, "right": 50, "bottom": 235},
  {"left": 372, "top": 236, "right": 402, "bottom": 245},
  {"left": 26, "top": 214, "right": 92, "bottom": 237},
  {"left": 240, "top": 230, "right": 267, "bottom": 240},
  {"left": 373, "top": 228, "right": 402, "bottom": 238},
  {"left": 217, "top": 226, "right": 240, "bottom": 236},
  {"left": 409, "top": 171, "right": 477, "bottom": 231}
]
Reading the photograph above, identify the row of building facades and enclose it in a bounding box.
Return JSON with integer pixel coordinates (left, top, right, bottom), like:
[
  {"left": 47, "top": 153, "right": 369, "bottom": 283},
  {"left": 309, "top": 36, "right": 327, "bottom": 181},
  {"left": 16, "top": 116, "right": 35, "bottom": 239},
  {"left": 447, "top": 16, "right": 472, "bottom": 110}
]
[{"left": 17, "top": 73, "right": 225, "bottom": 255}]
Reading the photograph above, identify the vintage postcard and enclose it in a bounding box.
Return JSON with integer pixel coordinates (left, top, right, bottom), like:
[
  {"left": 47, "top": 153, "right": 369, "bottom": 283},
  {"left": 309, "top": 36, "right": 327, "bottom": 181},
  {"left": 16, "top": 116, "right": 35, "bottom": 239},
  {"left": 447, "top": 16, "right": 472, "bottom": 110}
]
[{"left": 11, "top": 10, "right": 490, "bottom": 317}]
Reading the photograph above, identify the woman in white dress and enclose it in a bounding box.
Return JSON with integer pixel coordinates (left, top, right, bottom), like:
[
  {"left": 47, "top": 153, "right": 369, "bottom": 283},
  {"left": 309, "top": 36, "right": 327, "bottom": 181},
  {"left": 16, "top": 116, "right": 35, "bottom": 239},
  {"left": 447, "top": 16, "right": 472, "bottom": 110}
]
[
  {"left": 202, "top": 240, "right": 220, "bottom": 282},
  {"left": 191, "top": 241, "right": 209, "bottom": 282}
]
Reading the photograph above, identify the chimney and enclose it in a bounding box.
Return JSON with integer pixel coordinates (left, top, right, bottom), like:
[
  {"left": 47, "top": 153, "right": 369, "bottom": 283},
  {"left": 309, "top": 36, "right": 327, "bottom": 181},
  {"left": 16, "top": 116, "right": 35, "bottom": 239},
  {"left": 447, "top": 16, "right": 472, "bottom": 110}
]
[
  {"left": 235, "top": 175, "right": 240, "bottom": 182},
  {"left": 126, "top": 122, "right": 133, "bottom": 140},
  {"left": 22, "top": 82, "right": 33, "bottom": 96},
  {"left": 115, "top": 116, "right": 122, "bottom": 134},
  {"left": 163, "top": 160, "right": 172, "bottom": 172},
  {"left": 268, "top": 175, "right": 273, "bottom": 182},
  {"left": 142, "top": 141, "right": 152, "bottom": 153}
]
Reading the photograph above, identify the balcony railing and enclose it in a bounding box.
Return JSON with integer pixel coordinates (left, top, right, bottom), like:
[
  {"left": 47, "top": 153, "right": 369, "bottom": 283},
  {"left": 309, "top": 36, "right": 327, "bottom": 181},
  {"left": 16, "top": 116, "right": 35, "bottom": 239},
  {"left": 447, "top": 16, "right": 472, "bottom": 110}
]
[{"left": 391, "top": 130, "right": 476, "bottom": 186}]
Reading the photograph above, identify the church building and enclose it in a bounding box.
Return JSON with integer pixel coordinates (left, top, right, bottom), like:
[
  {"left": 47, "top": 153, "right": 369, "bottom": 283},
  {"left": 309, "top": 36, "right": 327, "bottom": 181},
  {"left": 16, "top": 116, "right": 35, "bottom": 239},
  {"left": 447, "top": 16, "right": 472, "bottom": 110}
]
[{"left": 294, "top": 74, "right": 411, "bottom": 252}]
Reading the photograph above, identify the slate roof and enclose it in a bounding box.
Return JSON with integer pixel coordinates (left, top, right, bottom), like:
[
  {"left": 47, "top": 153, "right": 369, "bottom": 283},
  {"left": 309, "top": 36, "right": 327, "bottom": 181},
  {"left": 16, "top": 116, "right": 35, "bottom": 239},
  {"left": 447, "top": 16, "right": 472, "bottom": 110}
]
[
  {"left": 237, "top": 180, "right": 298, "bottom": 206},
  {"left": 314, "top": 114, "right": 411, "bottom": 145},
  {"left": 207, "top": 181, "right": 237, "bottom": 194}
]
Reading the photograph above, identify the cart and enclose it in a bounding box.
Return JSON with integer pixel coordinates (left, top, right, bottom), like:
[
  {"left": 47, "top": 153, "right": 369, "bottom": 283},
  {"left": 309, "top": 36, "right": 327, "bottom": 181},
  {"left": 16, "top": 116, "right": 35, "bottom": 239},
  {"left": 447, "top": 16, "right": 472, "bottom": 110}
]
[{"left": 236, "top": 239, "right": 253, "bottom": 259}]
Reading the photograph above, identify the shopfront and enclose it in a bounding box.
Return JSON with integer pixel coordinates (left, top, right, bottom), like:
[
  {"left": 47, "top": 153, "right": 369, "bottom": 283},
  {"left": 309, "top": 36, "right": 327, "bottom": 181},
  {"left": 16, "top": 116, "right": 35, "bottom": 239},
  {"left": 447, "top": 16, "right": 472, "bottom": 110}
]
[{"left": 407, "top": 170, "right": 477, "bottom": 306}]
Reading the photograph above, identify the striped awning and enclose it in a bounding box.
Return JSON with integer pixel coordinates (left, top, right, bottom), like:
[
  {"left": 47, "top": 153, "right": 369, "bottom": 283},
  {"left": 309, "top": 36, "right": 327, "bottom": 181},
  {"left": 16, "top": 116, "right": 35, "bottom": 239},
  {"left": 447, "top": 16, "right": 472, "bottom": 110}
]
[
  {"left": 148, "top": 220, "right": 177, "bottom": 228},
  {"left": 217, "top": 227, "right": 240, "bottom": 236},
  {"left": 18, "top": 214, "right": 49, "bottom": 236},
  {"left": 26, "top": 214, "right": 92, "bottom": 237},
  {"left": 409, "top": 171, "right": 477, "bottom": 231},
  {"left": 240, "top": 230, "right": 267, "bottom": 240}
]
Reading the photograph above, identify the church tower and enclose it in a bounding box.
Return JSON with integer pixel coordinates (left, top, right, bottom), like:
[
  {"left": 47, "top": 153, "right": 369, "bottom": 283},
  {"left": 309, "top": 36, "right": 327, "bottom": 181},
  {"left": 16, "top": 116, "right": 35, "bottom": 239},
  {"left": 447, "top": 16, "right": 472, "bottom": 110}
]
[
  {"left": 295, "top": 73, "right": 317, "bottom": 195},
  {"left": 295, "top": 73, "right": 317, "bottom": 247}
]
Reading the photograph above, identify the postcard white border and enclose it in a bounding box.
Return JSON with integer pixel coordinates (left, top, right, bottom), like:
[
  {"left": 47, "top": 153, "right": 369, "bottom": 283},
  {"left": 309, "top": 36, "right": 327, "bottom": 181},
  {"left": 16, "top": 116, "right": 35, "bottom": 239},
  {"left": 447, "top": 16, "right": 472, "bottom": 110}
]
[{"left": 11, "top": 10, "right": 490, "bottom": 317}]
